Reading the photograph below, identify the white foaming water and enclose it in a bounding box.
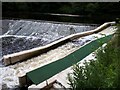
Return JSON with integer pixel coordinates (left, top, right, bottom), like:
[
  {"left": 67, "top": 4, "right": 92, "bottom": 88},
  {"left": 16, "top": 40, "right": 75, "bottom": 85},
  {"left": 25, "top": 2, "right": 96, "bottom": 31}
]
[
  {"left": 1, "top": 20, "right": 97, "bottom": 59},
  {"left": 1, "top": 20, "right": 98, "bottom": 89},
  {"left": 4, "top": 20, "right": 96, "bottom": 42},
  {"left": 0, "top": 67, "right": 19, "bottom": 89},
  {"left": 0, "top": 77, "right": 2, "bottom": 90},
  {"left": 0, "top": 34, "right": 99, "bottom": 89}
]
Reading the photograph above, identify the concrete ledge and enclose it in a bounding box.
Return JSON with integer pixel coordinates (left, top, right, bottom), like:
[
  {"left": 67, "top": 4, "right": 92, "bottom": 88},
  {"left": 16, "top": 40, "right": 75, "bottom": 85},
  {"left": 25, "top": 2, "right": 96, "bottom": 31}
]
[{"left": 3, "top": 22, "right": 114, "bottom": 66}]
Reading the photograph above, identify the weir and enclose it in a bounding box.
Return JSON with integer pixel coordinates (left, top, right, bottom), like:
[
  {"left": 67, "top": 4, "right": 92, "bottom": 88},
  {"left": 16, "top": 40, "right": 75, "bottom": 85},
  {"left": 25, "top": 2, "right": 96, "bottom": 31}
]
[
  {"left": 0, "top": 22, "right": 115, "bottom": 88},
  {"left": 1, "top": 20, "right": 97, "bottom": 65},
  {"left": 3, "top": 22, "right": 113, "bottom": 65},
  {"left": 0, "top": 21, "right": 116, "bottom": 89},
  {"left": 17, "top": 22, "right": 115, "bottom": 87}
]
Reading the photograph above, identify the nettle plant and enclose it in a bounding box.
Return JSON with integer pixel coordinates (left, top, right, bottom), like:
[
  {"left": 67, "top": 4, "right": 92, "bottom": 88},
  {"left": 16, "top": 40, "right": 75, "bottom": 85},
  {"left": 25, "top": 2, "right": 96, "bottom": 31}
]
[{"left": 68, "top": 23, "right": 120, "bottom": 89}]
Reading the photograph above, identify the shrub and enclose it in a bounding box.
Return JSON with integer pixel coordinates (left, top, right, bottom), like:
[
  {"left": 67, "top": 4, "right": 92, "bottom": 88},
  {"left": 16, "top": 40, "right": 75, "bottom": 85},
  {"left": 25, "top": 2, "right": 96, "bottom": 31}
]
[{"left": 68, "top": 23, "right": 120, "bottom": 89}]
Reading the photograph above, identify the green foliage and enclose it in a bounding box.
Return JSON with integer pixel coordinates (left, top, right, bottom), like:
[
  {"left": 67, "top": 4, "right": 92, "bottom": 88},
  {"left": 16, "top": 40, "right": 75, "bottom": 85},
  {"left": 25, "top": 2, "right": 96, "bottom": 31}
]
[
  {"left": 3, "top": 2, "right": 120, "bottom": 16},
  {"left": 2, "top": 2, "right": 120, "bottom": 23},
  {"left": 68, "top": 24, "right": 120, "bottom": 89}
]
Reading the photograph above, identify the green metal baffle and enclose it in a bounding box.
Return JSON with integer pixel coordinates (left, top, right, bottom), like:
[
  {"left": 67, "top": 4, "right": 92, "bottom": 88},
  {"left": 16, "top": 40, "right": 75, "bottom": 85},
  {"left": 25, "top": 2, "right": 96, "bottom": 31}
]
[{"left": 27, "top": 35, "right": 113, "bottom": 85}]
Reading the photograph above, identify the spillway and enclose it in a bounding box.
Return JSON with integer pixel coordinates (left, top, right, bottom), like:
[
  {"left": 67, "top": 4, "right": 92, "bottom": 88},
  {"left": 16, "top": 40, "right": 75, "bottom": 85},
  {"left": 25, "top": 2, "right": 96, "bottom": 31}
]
[
  {"left": 2, "top": 19, "right": 112, "bottom": 89},
  {"left": 1, "top": 20, "right": 97, "bottom": 58}
]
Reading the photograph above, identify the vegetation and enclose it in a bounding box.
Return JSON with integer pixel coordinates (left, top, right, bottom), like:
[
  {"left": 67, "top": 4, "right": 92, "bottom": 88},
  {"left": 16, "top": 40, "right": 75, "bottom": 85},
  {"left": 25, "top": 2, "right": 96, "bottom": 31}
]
[
  {"left": 3, "top": 2, "right": 120, "bottom": 15},
  {"left": 68, "top": 23, "right": 120, "bottom": 89},
  {"left": 2, "top": 2, "right": 120, "bottom": 23}
]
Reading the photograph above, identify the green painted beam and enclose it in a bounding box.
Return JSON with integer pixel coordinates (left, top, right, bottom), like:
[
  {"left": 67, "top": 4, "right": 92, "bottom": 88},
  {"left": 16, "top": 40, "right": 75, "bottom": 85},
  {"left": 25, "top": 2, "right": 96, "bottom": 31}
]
[{"left": 27, "top": 35, "right": 113, "bottom": 85}]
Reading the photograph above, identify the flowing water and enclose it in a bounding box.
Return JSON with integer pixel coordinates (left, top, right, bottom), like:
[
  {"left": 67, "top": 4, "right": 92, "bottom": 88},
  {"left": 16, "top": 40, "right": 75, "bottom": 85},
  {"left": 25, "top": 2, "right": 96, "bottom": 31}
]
[
  {"left": 1, "top": 20, "right": 97, "bottom": 58},
  {"left": 0, "top": 34, "right": 101, "bottom": 89},
  {"left": 0, "top": 19, "right": 98, "bottom": 89}
]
